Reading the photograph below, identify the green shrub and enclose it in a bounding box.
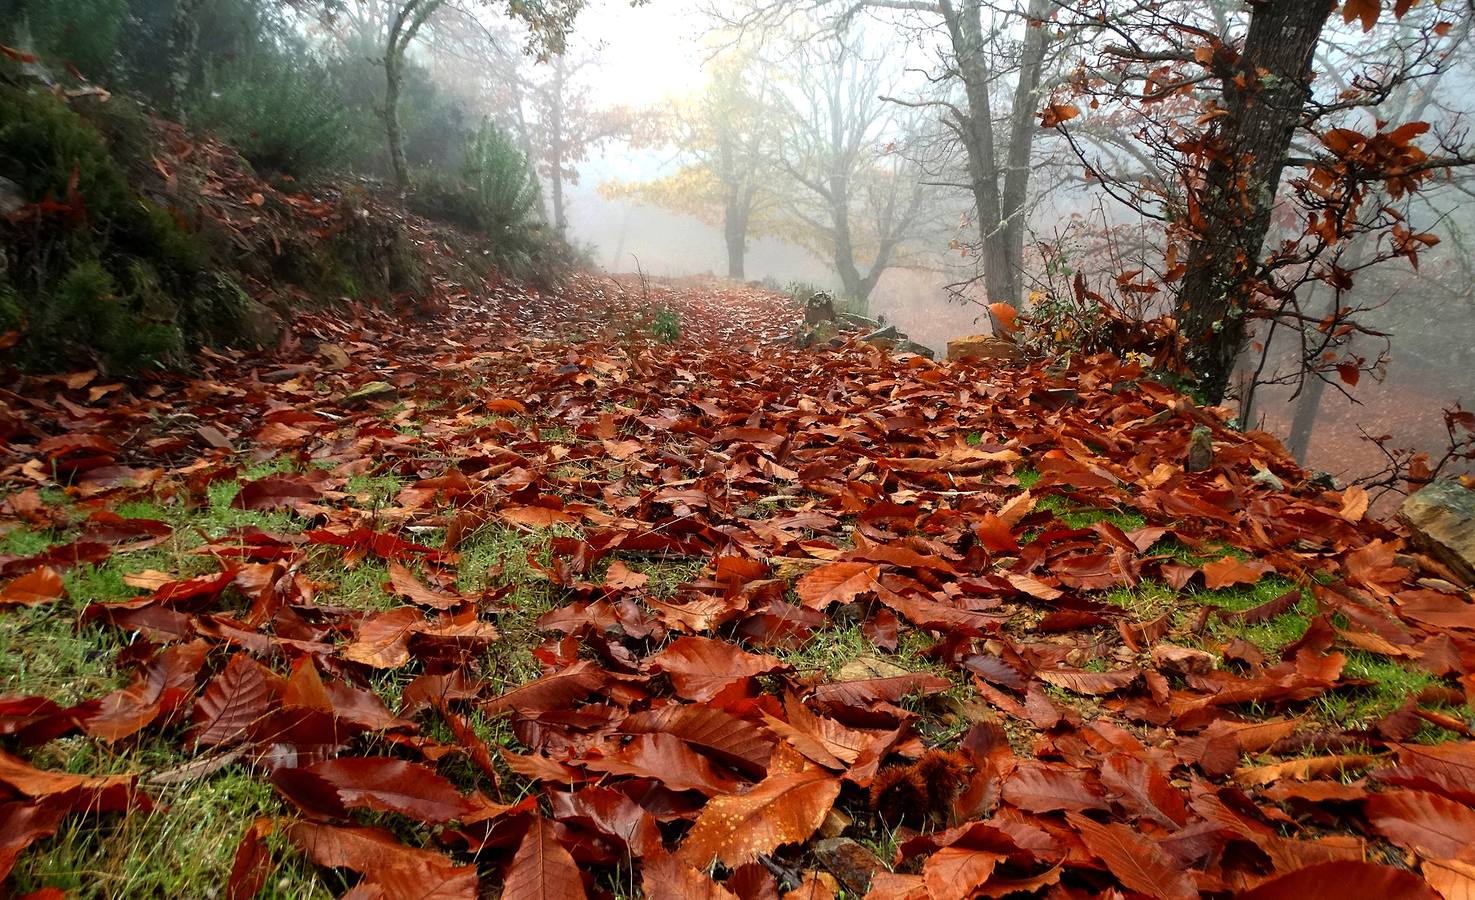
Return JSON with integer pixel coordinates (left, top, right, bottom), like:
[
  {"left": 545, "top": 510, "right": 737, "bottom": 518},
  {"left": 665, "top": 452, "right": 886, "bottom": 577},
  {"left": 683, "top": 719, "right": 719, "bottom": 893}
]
[
  {"left": 193, "top": 52, "right": 367, "bottom": 177},
  {"left": 461, "top": 121, "right": 542, "bottom": 238},
  {"left": 42, "top": 260, "right": 182, "bottom": 369},
  {"left": 0, "top": 82, "right": 228, "bottom": 370},
  {"left": 651, "top": 308, "right": 681, "bottom": 343},
  {"left": 12, "top": 0, "right": 125, "bottom": 80}
]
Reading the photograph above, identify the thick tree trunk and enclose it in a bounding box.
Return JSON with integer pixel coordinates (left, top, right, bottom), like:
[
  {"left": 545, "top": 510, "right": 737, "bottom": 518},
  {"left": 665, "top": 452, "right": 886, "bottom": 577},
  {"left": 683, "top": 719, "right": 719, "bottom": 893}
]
[
  {"left": 944, "top": 0, "right": 1049, "bottom": 311},
  {"left": 1175, "top": 0, "right": 1333, "bottom": 404},
  {"left": 165, "top": 0, "right": 206, "bottom": 122},
  {"left": 724, "top": 203, "right": 747, "bottom": 280},
  {"left": 1286, "top": 373, "right": 1327, "bottom": 463},
  {"left": 385, "top": 53, "right": 409, "bottom": 193}
]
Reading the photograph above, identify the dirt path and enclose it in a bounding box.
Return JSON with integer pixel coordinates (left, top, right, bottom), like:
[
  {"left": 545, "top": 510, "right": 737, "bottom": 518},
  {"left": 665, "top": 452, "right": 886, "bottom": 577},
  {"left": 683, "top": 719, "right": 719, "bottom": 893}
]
[{"left": 0, "top": 277, "right": 1470, "bottom": 898}]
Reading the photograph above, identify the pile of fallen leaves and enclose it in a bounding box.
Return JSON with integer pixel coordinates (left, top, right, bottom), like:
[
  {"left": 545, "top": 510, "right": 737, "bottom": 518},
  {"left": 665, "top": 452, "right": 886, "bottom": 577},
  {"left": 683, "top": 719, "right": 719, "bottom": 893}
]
[{"left": 1, "top": 277, "right": 1473, "bottom": 899}]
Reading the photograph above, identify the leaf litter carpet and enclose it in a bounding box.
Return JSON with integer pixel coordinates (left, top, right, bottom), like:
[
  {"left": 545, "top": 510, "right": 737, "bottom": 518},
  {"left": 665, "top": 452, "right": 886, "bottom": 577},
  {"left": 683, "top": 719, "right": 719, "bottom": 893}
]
[{"left": 2, "top": 275, "right": 1474, "bottom": 899}]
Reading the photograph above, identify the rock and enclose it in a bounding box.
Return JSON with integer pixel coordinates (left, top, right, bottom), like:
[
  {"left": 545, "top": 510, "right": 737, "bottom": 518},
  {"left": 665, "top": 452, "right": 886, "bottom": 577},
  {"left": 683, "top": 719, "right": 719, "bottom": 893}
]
[
  {"left": 236, "top": 299, "right": 283, "bottom": 348},
  {"left": 1399, "top": 479, "right": 1475, "bottom": 584},
  {"left": 804, "top": 291, "right": 837, "bottom": 325},
  {"left": 840, "top": 313, "right": 882, "bottom": 330},
  {"left": 946, "top": 334, "right": 1023, "bottom": 363},
  {"left": 1250, "top": 466, "right": 1285, "bottom": 491},
  {"left": 861, "top": 325, "right": 900, "bottom": 346},
  {"left": 0, "top": 176, "right": 24, "bottom": 217},
  {"left": 1185, "top": 425, "right": 1214, "bottom": 473},
  {"left": 894, "top": 339, "right": 935, "bottom": 360},
  {"left": 813, "top": 838, "right": 887, "bottom": 895},
  {"left": 317, "top": 343, "right": 351, "bottom": 371},
  {"left": 1151, "top": 643, "right": 1217, "bottom": 677},
  {"left": 794, "top": 319, "right": 840, "bottom": 348},
  {"left": 339, "top": 381, "right": 398, "bottom": 407}
]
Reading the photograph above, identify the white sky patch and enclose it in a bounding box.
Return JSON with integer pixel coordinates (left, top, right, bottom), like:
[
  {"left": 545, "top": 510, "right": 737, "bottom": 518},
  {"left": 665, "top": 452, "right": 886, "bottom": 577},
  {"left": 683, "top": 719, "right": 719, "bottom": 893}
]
[{"left": 574, "top": 0, "right": 709, "bottom": 108}]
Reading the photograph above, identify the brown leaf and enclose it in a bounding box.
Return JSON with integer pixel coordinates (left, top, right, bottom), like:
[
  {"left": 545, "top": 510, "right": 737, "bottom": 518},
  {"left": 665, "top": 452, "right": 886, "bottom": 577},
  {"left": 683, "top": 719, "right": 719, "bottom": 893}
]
[
  {"left": 0, "top": 567, "right": 64, "bottom": 607},
  {"left": 1066, "top": 812, "right": 1196, "bottom": 900},
  {"left": 1202, "top": 556, "right": 1270, "bottom": 590},
  {"left": 226, "top": 818, "right": 275, "bottom": 900},
  {"left": 1364, "top": 789, "right": 1475, "bottom": 859},
  {"left": 192, "top": 653, "right": 283, "bottom": 748},
  {"left": 503, "top": 816, "right": 586, "bottom": 900},
  {"left": 1237, "top": 860, "right": 1437, "bottom": 899},
  {"left": 303, "top": 757, "right": 477, "bottom": 823},
  {"left": 796, "top": 562, "right": 880, "bottom": 610},
  {"left": 678, "top": 769, "right": 841, "bottom": 868},
  {"left": 646, "top": 636, "right": 790, "bottom": 702},
  {"left": 387, "top": 562, "right": 464, "bottom": 609},
  {"left": 620, "top": 704, "right": 774, "bottom": 778},
  {"left": 286, "top": 821, "right": 478, "bottom": 899},
  {"left": 1002, "top": 762, "right": 1108, "bottom": 814}
]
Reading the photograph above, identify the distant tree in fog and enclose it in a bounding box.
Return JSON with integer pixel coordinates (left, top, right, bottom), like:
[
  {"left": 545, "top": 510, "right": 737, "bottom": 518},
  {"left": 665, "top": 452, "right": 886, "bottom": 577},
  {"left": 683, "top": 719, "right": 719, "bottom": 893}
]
[{"left": 602, "top": 49, "right": 779, "bottom": 280}]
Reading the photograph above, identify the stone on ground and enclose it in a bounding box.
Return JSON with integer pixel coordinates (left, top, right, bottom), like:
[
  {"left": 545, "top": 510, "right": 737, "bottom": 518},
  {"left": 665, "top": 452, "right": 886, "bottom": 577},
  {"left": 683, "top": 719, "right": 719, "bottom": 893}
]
[
  {"left": 1399, "top": 479, "right": 1475, "bottom": 584},
  {"left": 946, "top": 333, "right": 1023, "bottom": 363}
]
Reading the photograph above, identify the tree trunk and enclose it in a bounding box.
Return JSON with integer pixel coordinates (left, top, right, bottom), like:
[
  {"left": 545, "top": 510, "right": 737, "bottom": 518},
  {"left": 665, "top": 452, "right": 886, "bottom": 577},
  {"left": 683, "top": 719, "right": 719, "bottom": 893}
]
[
  {"left": 385, "top": 52, "right": 409, "bottom": 193},
  {"left": 164, "top": 0, "right": 206, "bottom": 122},
  {"left": 943, "top": 0, "right": 1049, "bottom": 311},
  {"left": 550, "top": 54, "right": 568, "bottom": 238},
  {"left": 1175, "top": 0, "right": 1333, "bottom": 404},
  {"left": 998, "top": 0, "right": 1052, "bottom": 309},
  {"left": 1286, "top": 373, "right": 1327, "bottom": 464},
  {"left": 724, "top": 200, "right": 748, "bottom": 280}
]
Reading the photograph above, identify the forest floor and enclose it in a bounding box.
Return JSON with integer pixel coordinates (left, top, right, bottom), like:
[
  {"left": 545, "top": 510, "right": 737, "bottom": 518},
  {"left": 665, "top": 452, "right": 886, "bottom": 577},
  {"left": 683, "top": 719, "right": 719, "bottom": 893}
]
[{"left": 0, "top": 275, "right": 1472, "bottom": 900}]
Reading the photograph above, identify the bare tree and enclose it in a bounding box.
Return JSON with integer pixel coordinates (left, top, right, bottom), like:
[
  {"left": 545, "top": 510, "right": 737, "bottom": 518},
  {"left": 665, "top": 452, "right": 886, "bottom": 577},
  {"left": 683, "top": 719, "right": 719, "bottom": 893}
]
[{"left": 772, "top": 35, "right": 930, "bottom": 303}]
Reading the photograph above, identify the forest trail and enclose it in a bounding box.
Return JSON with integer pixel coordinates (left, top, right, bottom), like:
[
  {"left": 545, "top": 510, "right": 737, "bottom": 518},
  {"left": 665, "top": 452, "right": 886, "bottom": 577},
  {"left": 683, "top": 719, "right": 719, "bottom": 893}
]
[{"left": 1, "top": 278, "right": 1472, "bottom": 898}]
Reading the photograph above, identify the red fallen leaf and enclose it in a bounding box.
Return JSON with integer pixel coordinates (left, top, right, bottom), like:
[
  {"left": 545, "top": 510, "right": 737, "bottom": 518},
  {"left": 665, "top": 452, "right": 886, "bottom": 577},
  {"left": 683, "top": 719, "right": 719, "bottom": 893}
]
[
  {"left": 604, "top": 560, "right": 650, "bottom": 591},
  {"left": 340, "top": 606, "right": 424, "bottom": 669},
  {"left": 192, "top": 653, "right": 284, "bottom": 747},
  {"left": 483, "top": 659, "right": 607, "bottom": 716},
  {"left": 0, "top": 567, "right": 64, "bottom": 607},
  {"left": 795, "top": 562, "right": 880, "bottom": 610},
  {"left": 810, "top": 673, "right": 951, "bottom": 710},
  {"left": 1099, "top": 753, "right": 1189, "bottom": 828},
  {"left": 0, "top": 748, "right": 136, "bottom": 799},
  {"left": 642, "top": 848, "right": 738, "bottom": 899},
  {"left": 503, "top": 815, "right": 586, "bottom": 900},
  {"left": 232, "top": 473, "right": 323, "bottom": 512},
  {"left": 1364, "top": 789, "right": 1475, "bottom": 859},
  {"left": 1065, "top": 812, "right": 1196, "bottom": 900},
  {"left": 923, "top": 845, "right": 1004, "bottom": 900},
  {"left": 0, "top": 798, "right": 70, "bottom": 882},
  {"left": 1002, "top": 762, "right": 1108, "bottom": 813},
  {"left": 435, "top": 700, "right": 500, "bottom": 790},
  {"left": 285, "top": 821, "right": 478, "bottom": 899},
  {"left": 1422, "top": 856, "right": 1475, "bottom": 900},
  {"left": 1202, "top": 555, "right": 1271, "bottom": 589},
  {"left": 1035, "top": 668, "right": 1138, "bottom": 696},
  {"left": 1237, "top": 860, "right": 1438, "bottom": 899},
  {"left": 500, "top": 504, "right": 579, "bottom": 528},
  {"left": 549, "top": 785, "right": 662, "bottom": 856},
  {"left": 582, "top": 732, "right": 743, "bottom": 796},
  {"left": 305, "top": 528, "right": 437, "bottom": 560},
  {"left": 620, "top": 704, "right": 774, "bottom": 778},
  {"left": 226, "top": 818, "right": 275, "bottom": 900},
  {"left": 1232, "top": 754, "right": 1378, "bottom": 787},
  {"left": 386, "top": 562, "right": 465, "bottom": 610},
  {"left": 301, "top": 757, "right": 478, "bottom": 823},
  {"left": 84, "top": 640, "right": 210, "bottom": 741},
  {"left": 677, "top": 769, "right": 841, "bottom": 868},
  {"left": 646, "top": 636, "right": 791, "bottom": 702}
]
